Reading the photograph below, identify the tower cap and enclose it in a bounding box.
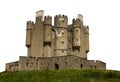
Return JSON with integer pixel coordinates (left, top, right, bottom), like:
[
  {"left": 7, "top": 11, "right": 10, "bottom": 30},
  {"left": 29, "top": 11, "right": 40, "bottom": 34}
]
[
  {"left": 36, "top": 10, "right": 44, "bottom": 17},
  {"left": 36, "top": 10, "right": 44, "bottom": 21},
  {"left": 78, "top": 14, "right": 83, "bottom": 22}
]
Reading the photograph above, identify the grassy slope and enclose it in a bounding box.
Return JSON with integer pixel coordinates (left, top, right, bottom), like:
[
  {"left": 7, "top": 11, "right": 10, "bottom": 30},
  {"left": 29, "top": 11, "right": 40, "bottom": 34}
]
[{"left": 0, "top": 70, "right": 120, "bottom": 82}]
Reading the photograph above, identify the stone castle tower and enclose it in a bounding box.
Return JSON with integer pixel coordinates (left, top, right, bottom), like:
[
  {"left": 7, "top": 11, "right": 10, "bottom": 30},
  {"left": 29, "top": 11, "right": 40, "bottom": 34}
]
[
  {"left": 5, "top": 10, "right": 106, "bottom": 72},
  {"left": 26, "top": 10, "right": 89, "bottom": 58}
]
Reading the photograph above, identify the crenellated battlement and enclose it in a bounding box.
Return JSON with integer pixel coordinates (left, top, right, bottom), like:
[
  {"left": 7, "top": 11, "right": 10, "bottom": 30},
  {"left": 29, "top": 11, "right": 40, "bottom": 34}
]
[
  {"left": 54, "top": 14, "right": 68, "bottom": 28},
  {"left": 55, "top": 14, "right": 68, "bottom": 19},
  {"left": 83, "top": 25, "right": 89, "bottom": 34},
  {"left": 26, "top": 21, "right": 34, "bottom": 30},
  {"left": 44, "top": 15, "right": 52, "bottom": 25},
  {"left": 72, "top": 18, "right": 81, "bottom": 28}
]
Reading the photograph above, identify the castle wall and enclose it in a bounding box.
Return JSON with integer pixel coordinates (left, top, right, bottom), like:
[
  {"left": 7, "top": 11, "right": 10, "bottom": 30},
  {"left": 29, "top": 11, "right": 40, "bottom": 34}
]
[
  {"left": 6, "top": 61, "right": 19, "bottom": 72},
  {"left": 18, "top": 55, "right": 106, "bottom": 71}
]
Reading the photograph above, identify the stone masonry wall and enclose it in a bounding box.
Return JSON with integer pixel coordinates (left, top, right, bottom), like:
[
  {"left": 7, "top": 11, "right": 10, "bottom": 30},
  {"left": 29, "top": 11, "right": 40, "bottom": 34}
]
[{"left": 18, "top": 55, "right": 106, "bottom": 71}]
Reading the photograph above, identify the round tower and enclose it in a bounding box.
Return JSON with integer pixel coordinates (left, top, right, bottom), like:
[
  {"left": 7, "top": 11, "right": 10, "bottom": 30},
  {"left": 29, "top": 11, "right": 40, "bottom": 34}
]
[
  {"left": 26, "top": 21, "right": 34, "bottom": 47},
  {"left": 54, "top": 15, "right": 68, "bottom": 56},
  {"left": 72, "top": 18, "right": 81, "bottom": 48},
  {"left": 43, "top": 16, "right": 52, "bottom": 43},
  {"left": 43, "top": 16, "right": 52, "bottom": 57},
  {"left": 26, "top": 21, "right": 34, "bottom": 57},
  {"left": 83, "top": 26, "right": 89, "bottom": 53}
]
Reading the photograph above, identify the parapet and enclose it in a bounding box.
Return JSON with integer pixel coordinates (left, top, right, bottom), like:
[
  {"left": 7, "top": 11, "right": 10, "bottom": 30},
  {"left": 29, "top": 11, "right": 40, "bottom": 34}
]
[
  {"left": 54, "top": 14, "right": 68, "bottom": 28},
  {"left": 26, "top": 21, "right": 34, "bottom": 30},
  {"left": 83, "top": 25, "right": 89, "bottom": 34},
  {"left": 44, "top": 15, "right": 52, "bottom": 25},
  {"left": 72, "top": 18, "right": 81, "bottom": 27}
]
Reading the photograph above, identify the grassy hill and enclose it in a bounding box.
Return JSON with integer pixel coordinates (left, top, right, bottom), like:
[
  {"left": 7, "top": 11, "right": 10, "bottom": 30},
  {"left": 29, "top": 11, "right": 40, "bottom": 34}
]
[{"left": 0, "top": 69, "right": 120, "bottom": 82}]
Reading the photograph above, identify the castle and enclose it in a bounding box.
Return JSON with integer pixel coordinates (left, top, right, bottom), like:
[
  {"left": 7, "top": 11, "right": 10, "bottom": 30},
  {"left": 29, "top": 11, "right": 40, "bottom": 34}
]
[{"left": 6, "top": 10, "right": 106, "bottom": 72}]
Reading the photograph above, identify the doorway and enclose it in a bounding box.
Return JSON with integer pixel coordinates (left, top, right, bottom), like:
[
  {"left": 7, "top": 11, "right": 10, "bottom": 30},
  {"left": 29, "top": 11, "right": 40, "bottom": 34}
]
[{"left": 55, "top": 63, "right": 59, "bottom": 70}]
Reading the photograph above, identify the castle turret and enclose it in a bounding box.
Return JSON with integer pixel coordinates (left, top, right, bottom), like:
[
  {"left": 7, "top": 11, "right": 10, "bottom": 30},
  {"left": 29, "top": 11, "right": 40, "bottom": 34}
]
[
  {"left": 72, "top": 18, "right": 81, "bottom": 48},
  {"left": 26, "top": 21, "right": 34, "bottom": 56},
  {"left": 43, "top": 16, "right": 52, "bottom": 43},
  {"left": 54, "top": 15, "right": 68, "bottom": 56},
  {"left": 83, "top": 26, "right": 89, "bottom": 53},
  {"left": 43, "top": 16, "right": 52, "bottom": 57}
]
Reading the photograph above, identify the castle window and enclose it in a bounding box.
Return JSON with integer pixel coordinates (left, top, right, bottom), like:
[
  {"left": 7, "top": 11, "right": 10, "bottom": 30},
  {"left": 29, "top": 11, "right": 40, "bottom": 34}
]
[
  {"left": 62, "top": 20, "right": 64, "bottom": 23},
  {"left": 68, "top": 48, "right": 71, "bottom": 52},
  {"left": 48, "top": 63, "right": 49, "bottom": 66},
  {"left": 62, "top": 32, "right": 64, "bottom": 36},
  {"left": 62, "top": 50, "right": 64, "bottom": 53},
  {"left": 77, "top": 38, "right": 79, "bottom": 41},
  {"left": 65, "top": 61, "right": 67, "bottom": 65},
  {"left": 77, "top": 29, "right": 79, "bottom": 32},
  {"left": 61, "top": 41, "right": 64, "bottom": 46}
]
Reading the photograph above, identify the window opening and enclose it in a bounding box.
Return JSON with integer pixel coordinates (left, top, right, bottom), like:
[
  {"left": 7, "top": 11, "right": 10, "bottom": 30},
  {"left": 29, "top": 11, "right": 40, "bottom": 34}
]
[
  {"left": 77, "top": 29, "right": 79, "bottom": 32},
  {"left": 77, "top": 38, "right": 79, "bottom": 41},
  {"left": 62, "top": 20, "right": 64, "bottom": 23},
  {"left": 62, "top": 32, "right": 64, "bottom": 36},
  {"left": 65, "top": 62, "right": 67, "bottom": 65},
  {"left": 61, "top": 41, "right": 64, "bottom": 46}
]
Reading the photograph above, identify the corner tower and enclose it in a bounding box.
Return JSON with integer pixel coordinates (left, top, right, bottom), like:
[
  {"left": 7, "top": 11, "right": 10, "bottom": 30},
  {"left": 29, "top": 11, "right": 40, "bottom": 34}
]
[{"left": 54, "top": 15, "right": 68, "bottom": 56}]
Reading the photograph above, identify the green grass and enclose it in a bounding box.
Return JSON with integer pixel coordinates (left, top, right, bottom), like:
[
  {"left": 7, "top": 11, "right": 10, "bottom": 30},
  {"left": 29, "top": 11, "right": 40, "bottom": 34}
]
[{"left": 0, "top": 69, "right": 120, "bottom": 82}]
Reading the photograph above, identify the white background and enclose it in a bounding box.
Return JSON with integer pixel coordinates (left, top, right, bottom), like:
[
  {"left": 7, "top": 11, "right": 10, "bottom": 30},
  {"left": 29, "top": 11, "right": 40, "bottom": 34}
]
[{"left": 0, "top": 0, "right": 120, "bottom": 72}]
